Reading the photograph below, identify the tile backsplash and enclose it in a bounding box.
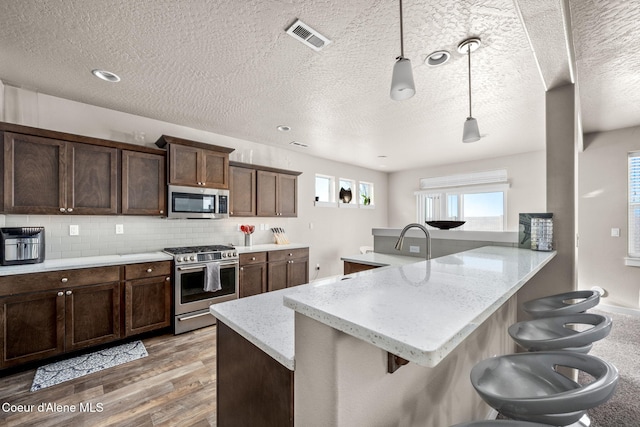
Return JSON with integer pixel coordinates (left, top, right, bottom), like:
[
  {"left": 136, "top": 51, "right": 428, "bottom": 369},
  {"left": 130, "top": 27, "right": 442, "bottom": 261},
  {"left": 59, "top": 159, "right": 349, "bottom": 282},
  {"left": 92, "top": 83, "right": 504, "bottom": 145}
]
[{"left": 0, "top": 215, "right": 258, "bottom": 259}]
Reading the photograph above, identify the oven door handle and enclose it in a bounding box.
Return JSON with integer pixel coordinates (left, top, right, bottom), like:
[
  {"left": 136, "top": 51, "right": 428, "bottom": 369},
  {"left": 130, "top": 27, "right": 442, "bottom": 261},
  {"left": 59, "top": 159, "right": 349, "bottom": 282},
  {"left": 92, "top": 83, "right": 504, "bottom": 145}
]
[
  {"left": 177, "top": 261, "right": 238, "bottom": 272},
  {"left": 177, "top": 265, "right": 205, "bottom": 271}
]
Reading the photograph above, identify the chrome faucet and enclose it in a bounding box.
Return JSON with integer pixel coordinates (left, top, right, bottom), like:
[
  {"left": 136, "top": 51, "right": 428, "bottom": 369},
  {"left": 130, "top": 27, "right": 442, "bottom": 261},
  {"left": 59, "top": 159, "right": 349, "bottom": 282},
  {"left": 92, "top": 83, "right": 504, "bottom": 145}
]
[{"left": 395, "top": 223, "right": 431, "bottom": 260}]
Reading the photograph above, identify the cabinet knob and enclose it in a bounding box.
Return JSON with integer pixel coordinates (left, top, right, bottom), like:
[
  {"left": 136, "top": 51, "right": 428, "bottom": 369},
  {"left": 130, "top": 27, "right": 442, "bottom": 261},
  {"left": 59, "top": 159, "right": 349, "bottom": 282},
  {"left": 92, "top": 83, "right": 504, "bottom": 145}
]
[
  {"left": 251, "top": 257, "right": 256, "bottom": 261},
  {"left": 61, "top": 277, "right": 68, "bottom": 283},
  {"left": 165, "top": 277, "right": 170, "bottom": 281},
  {"left": 160, "top": 210, "right": 164, "bottom": 214},
  {"left": 240, "top": 267, "right": 244, "bottom": 271},
  {"left": 57, "top": 291, "right": 64, "bottom": 297},
  {"left": 146, "top": 268, "right": 153, "bottom": 273},
  {"left": 65, "top": 290, "right": 72, "bottom": 296},
  {"left": 288, "top": 253, "right": 293, "bottom": 257},
  {"left": 67, "top": 208, "right": 73, "bottom": 212},
  {"left": 59, "top": 208, "right": 66, "bottom": 212}
]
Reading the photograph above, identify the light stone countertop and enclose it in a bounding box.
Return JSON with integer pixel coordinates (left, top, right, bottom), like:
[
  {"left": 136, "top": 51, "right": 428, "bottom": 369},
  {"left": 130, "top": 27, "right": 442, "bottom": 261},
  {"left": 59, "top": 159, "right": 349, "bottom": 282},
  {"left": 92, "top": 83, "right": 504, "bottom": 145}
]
[
  {"left": 0, "top": 252, "right": 173, "bottom": 276},
  {"left": 211, "top": 246, "right": 555, "bottom": 370},
  {"left": 284, "top": 246, "right": 555, "bottom": 368}
]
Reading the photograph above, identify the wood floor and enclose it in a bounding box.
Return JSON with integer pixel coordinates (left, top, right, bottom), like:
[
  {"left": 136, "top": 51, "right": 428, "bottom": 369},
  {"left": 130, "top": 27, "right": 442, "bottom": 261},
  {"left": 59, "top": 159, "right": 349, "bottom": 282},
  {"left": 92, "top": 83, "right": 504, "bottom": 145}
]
[{"left": 0, "top": 326, "right": 217, "bottom": 427}]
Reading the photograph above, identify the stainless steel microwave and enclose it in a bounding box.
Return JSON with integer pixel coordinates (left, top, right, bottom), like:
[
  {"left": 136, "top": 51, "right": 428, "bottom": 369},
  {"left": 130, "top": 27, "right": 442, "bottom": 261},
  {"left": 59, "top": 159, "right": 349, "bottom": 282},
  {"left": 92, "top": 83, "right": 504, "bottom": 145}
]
[{"left": 167, "top": 185, "right": 229, "bottom": 219}]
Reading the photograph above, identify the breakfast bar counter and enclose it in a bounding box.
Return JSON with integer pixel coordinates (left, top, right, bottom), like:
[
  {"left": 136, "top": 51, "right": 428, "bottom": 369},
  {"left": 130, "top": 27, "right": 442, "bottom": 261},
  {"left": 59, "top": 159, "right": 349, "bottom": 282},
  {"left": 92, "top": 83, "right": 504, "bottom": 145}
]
[{"left": 210, "top": 246, "right": 556, "bottom": 426}]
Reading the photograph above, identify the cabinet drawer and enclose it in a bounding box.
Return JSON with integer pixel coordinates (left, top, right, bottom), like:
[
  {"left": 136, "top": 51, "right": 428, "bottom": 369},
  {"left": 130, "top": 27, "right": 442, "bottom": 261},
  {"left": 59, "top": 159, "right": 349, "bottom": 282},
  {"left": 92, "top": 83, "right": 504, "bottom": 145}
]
[
  {"left": 239, "top": 252, "right": 267, "bottom": 265},
  {"left": 125, "top": 261, "right": 172, "bottom": 280},
  {"left": 268, "top": 248, "right": 309, "bottom": 262},
  {"left": 0, "top": 266, "right": 122, "bottom": 297}
]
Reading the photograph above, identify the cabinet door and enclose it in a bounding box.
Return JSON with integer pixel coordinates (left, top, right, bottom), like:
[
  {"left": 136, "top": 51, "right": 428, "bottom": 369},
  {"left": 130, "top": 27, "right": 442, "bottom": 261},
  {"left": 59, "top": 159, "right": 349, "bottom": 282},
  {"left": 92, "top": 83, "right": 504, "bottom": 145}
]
[
  {"left": 239, "top": 263, "right": 267, "bottom": 298},
  {"left": 65, "top": 282, "right": 121, "bottom": 352},
  {"left": 125, "top": 276, "right": 171, "bottom": 336},
  {"left": 169, "top": 144, "right": 201, "bottom": 186},
  {"left": 268, "top": 261, "right": 288, "bottom": 292},
  {"left": 0, "top": 291, "right": 65, "bottom": 368},
  {"left": 257, "top": 170, "right": 278, "bottom": 216},
  {"left": 122, "top": 150, "right": 166, "bottom": 215},
  {"left": 278, "top": 174, "right": 297, "bottom": 217},
  {"left": 287, "top": 258, "right": 309, "bottom": 288},
  {"left": 67, "top": 142, "right": 118, "bottom": 215},
  {"left": 230, "top": 166, "right": 256, "bottom": 216},
  {"left": 3, "top": 132, "right": 66, "bottom": 214},
  {"left": 202, "top": 150, "right": 229, "bottom": 189}
]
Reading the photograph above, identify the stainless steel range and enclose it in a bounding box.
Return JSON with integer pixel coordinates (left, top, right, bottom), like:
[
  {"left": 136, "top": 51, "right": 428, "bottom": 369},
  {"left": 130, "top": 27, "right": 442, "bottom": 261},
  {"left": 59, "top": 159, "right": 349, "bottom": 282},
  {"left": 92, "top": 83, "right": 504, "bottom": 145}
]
[{"left": 163, "top": 245, "right": 238, "bottom": 334}]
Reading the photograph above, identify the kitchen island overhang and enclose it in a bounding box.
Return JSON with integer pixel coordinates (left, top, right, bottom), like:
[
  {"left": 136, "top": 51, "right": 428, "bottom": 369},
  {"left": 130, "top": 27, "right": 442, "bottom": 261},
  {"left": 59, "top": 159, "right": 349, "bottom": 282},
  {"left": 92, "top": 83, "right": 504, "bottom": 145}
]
[{"left": 284, "top": 246, "right": 556, "bottom": 368}]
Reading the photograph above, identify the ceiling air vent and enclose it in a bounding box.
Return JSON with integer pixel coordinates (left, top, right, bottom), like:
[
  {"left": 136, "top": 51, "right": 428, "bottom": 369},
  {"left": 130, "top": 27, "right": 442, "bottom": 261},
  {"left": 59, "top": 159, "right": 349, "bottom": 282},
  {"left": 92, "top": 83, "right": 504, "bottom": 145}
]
[
  {"left": 286, "top": 19, "right": 332, "bottom": 52},
  {"left": 289, "top": 141, "right": 308, "bottom": 148}
]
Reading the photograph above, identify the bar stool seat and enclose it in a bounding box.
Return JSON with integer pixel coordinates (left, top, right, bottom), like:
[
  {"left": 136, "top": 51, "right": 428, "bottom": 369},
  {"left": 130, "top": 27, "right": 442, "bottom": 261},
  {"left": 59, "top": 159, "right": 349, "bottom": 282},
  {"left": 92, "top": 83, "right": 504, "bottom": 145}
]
[
  {"left": 508, "top": 313, "right": 612, "bottom": 353},
  {"left": 452, "top": 421, "right": 552, "bottom": 427},
  {"left": 470, "top": 352, "right": 618, "bottom": 426},
  {"left": 523, "top": 290, "right": 600, "bottom": 318}
]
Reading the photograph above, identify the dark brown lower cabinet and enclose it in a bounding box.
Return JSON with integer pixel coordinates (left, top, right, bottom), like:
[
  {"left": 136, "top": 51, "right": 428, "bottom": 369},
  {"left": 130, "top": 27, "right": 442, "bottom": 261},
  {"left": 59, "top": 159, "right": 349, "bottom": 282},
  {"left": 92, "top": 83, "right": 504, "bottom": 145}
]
[
  {"left": 0, "top": 291, "right": 65, "bottom": 368},
  {"left": 239, "top": 252, "right": 268, "bottom": 298},
  {"left": 268, "top": 248, "right": 309, "bottom": 291},
  {"left": 217, "top": 321, "right": 293, "bottom": 427},
  {"left": 125, "top": 276, "right": 171, "bottom": 336},
  {"left": 65, "top": 282, "right": 121, "bottom": 352},
  {"left": 0, "top": 261, "right": 172, "bottom": 369},
  {"left": 343, "top": 261, "right": 379, "bottom": 275}
]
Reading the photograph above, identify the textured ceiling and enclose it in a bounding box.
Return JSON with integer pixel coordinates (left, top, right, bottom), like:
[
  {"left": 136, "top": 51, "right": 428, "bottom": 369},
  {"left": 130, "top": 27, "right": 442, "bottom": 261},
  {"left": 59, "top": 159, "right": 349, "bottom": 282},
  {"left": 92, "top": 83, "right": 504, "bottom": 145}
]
[{"left": 0, "top": 1, "right": 637, "bottom": 171}]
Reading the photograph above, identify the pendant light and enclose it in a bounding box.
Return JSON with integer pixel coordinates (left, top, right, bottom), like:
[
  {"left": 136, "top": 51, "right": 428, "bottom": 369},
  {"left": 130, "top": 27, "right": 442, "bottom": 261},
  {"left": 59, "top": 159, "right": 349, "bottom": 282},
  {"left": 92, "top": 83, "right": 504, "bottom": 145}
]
[
  {"left": 390, "top": 0, "right": 415, "bottom": 101},
  {"left": 458, "top": 38, "right": 481, "bottom": 143}
]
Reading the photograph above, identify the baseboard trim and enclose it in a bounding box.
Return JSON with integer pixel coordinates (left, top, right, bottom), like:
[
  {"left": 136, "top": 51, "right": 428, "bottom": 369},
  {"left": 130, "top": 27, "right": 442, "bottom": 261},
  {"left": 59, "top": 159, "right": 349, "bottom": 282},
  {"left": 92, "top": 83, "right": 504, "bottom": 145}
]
[{"left": 598, "top": 304, "right": 640, "bottom": 317}]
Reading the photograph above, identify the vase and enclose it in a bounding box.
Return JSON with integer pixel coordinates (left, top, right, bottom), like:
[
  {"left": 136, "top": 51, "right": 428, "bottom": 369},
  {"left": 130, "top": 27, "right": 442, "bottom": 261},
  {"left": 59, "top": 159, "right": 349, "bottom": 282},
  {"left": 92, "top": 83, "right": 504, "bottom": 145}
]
[{"left": 244, "top": 234, "right": 252, "bottom": 247}]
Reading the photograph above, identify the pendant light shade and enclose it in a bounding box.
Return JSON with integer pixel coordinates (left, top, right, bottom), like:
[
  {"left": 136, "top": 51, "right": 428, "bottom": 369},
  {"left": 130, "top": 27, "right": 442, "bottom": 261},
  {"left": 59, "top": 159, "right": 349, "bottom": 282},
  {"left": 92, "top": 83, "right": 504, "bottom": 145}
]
[
  {"left": 390, "top": 0, "right": 415, "bottom": 101},
  {"left": 463, "top": 117, "right": 481, "bottom": 143},
  {"left": 458, "top": 38, "right": 481, "bottom": 143},
  {"left": 391, "top": 57, "right": 415, "bottom": 100}
]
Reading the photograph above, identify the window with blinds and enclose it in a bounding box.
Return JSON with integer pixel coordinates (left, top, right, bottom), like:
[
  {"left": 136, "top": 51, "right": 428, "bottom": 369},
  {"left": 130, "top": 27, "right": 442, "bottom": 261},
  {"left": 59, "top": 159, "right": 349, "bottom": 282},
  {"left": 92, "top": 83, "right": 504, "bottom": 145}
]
[{"left": 628, "top": 153, "right": 640, "bottom": 257}]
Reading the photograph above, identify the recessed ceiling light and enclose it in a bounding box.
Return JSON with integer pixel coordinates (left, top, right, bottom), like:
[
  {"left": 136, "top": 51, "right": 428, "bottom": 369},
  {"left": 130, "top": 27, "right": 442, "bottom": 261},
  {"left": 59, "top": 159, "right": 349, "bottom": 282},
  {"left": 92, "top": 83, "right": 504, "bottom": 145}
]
[
  {"left": 277, "top": 125, "right": 291, "bottom": 132},
  {"left": 425, "top": 50, "right": 450, "bottom": 67},
  {"left": 91, "top": 69, "right": 121, "bottom": 83}
]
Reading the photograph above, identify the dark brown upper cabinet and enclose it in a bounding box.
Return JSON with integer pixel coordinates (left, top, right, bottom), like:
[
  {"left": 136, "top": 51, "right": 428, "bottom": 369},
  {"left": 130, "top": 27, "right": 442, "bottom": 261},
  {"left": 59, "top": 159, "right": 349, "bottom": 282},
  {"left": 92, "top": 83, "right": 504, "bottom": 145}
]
[
  {"left": 3, "top": 132, "right": 117, "bottom": 215},
  {"left": 257, "top": 170, "right": 298, "bottom": 217},
  {"left": 230, "top": 161, "right": 300, "bottom": 218},
  {"left": 122, "top": 150, "right": 166, "bottom": 215},
  {"left": 156, "top": 135, "right": 234, "bottom": 189},
  {"left": 230, "top": 165, "right": 256, "bottom": 216},
  {"left": 0, "top": 122, "right": 167, "bottom": 216}
]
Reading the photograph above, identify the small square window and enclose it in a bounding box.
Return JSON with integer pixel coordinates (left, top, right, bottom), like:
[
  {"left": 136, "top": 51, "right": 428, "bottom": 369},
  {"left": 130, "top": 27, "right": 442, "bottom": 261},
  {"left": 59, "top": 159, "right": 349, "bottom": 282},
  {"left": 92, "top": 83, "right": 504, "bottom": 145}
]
[
  {"left": 315, "top": 174, "right": 334, "bottom": 202},
  {"left": 359, "top": 181, "right": 374, "bottom": 206},
  {"left": 339, "top": 178, "right": 355, "bottom": 204}
]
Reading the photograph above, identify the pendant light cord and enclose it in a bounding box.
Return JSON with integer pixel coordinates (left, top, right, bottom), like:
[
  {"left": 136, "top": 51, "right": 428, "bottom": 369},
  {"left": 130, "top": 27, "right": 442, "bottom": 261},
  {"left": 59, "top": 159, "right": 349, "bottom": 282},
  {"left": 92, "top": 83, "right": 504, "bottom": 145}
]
[
  {"left": 468, "top": 45, "right": 472, "bottom": 117},
  {"left": 399, "top": 0, "right": 404, "bottom": 58}
]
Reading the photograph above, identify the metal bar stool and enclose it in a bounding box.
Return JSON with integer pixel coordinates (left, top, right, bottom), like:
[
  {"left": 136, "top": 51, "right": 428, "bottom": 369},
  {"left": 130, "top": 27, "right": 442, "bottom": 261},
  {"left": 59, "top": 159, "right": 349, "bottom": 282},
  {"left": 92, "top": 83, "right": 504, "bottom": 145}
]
[
  {"left": 469, "top": 352, "right": 618, "bottom": 426},
  {"left": 508, "top": 313, "right": 612, "bottom": 353},
  {"left": 523, "top": 290, "right": 600, "bottom": 318},
  {"left": 452, "top": 421, "right": 552, "bottom": 427}
]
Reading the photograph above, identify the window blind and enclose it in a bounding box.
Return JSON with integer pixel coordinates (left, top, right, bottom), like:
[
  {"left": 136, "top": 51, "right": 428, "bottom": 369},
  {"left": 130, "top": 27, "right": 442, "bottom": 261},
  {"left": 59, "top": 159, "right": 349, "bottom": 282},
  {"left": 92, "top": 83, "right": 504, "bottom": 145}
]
[{"left": 628, "top": 153, "right": 640, "bottom": 257}]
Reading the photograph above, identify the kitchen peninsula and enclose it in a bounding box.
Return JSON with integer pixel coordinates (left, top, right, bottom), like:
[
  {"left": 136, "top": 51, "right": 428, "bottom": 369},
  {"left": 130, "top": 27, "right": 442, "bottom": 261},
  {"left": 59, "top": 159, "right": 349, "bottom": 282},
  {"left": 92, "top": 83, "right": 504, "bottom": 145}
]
[{"left": 210, "top": 246, "right": 556, "bottom": 426}]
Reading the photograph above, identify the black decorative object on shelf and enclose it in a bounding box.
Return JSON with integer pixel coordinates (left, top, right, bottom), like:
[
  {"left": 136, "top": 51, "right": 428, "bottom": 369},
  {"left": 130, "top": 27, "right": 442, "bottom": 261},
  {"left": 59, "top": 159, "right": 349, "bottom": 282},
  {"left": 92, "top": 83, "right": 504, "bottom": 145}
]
[
  {"left": 426, "top": 221, "right": 465, "bottom": 230},
  {"left": 339, "top": 187, "right": 352, "bottom": 203}
]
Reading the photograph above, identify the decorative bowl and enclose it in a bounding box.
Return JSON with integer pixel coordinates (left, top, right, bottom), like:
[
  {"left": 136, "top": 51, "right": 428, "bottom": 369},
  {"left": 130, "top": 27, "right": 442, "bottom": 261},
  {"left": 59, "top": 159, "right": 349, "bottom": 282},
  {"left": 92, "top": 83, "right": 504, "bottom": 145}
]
[{"left": 426, "top": 221, "right": 466, "bottom": 230}]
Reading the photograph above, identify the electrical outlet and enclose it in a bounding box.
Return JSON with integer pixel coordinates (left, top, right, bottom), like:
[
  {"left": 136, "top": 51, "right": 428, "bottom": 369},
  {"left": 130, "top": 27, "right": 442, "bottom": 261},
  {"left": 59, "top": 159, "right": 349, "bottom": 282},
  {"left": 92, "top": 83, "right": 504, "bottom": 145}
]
[
  {"left": 115, "top": 224, "right": 124, "bottom": 234},
  {"left": 611, "top": 228, "right": 620, "bottom": 237},
  {"left": 315, "top": 264, "right": 320, "bottom": 270},
  {"left": 69, "top": 225, "right": 79, "bottom": 236},
  {"left": 409, "top": 245, "right": 420, "bottom": 253}
]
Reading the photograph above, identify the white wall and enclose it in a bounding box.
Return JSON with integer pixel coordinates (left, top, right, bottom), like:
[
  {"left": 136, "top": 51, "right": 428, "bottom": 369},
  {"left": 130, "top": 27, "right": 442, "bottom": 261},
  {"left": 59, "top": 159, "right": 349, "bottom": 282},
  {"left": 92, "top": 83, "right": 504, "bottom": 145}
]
[
  {"left": 2, "top": 87, "right": 388, "bottom": 279},
  {"left": 387, "top": 150, "right": 547, "bottom": 230},
  {"left": 579, "top": 125, "right": 640, "bottom": 309}
]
